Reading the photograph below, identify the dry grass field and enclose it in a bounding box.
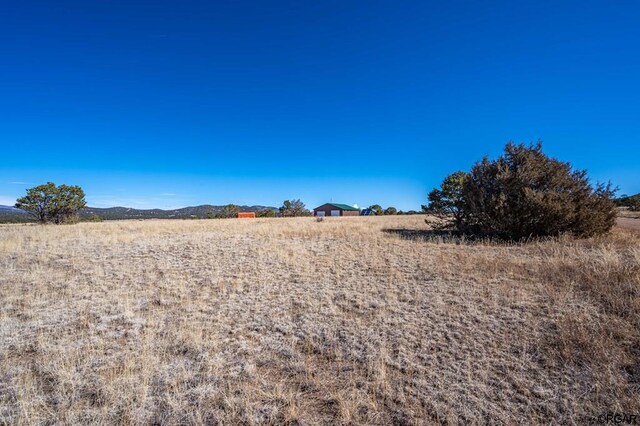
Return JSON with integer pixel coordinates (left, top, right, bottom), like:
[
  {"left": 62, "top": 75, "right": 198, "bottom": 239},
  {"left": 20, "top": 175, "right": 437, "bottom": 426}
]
[{"left": 1, "top": 215, "right": 639, "bottom": 425}]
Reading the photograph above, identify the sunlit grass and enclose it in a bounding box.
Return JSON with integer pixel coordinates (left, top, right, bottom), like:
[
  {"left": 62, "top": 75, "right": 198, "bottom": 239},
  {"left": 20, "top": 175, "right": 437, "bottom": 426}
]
[{"left": 1, "top": 215, "right": 638, "bottom": 424}]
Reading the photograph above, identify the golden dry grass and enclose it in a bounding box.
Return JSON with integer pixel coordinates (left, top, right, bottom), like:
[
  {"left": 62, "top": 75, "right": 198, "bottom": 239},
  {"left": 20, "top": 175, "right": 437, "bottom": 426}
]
[{"left": 1, "top": 215, "right": 639, "bottom": 424}]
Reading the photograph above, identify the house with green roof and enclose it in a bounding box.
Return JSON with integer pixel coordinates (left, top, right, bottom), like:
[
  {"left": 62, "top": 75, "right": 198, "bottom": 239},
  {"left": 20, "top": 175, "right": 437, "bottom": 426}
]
[{"left": 313, "top": 203, "right": 361, "bottom": 217}]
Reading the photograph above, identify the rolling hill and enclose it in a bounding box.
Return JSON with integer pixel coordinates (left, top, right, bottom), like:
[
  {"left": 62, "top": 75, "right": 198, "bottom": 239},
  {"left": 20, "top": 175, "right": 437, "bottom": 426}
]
[{"left": 0, "top": 205, "right": 277, "bottom": 222}]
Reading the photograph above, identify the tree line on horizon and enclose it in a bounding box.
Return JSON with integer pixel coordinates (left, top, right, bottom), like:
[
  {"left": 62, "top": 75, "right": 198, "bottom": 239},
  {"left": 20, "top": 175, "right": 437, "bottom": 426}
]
[
  {"left": 12, "top": 187, "right": 413, "bottom": 222},
  {"left": 364, "top": 205, "right": 421, "bottom": 216},
  {"left": 12, "top": 141, "right": 629, "bottom": 240}
]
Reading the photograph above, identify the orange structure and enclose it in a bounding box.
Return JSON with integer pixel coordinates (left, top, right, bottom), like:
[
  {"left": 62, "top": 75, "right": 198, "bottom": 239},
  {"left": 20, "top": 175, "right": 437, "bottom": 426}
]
[{"left": 236, "top": 212, "right": 256, "bottom": 219}]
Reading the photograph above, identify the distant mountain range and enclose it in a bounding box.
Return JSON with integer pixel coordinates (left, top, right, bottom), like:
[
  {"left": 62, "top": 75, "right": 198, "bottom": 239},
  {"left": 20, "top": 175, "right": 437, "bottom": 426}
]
[
  {"left": 0, "top": 205, "right": 25, "bottom": 213},
  {"left": 0, "top": 205, "right": 31, "bottom": 223},
  {"left": 0, "top": 204, "right": 277, "bottom": 222}
]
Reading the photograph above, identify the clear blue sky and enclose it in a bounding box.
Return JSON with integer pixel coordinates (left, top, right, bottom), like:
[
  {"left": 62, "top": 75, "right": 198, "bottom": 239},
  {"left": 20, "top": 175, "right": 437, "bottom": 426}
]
[{"left": 1, "top": 1, "right": 638, "bottom": 210}]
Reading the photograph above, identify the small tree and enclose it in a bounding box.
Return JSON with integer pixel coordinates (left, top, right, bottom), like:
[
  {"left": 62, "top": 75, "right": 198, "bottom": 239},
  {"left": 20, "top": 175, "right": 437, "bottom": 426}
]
[
  {"left": 424, "top": 171, "right": 468, "bottom": 229},
  {"left": 279, "top": 199, "right": 310, "bottom": 217},
  {"left": 368, "top": 204, "right": 383, "bottom": 216},
  {"left": 15, "top": 182, "right": 86, "bottom": 224},
  {"left": 384, "top": 206, "right": 397, "bottom": 215},
  {"left": 428, "top": 142, "right": 617, "bottom": 239},
  {"left": 256, "top": 208, "right": 276, "bottom": 218},
  {"left": 218, "top": 204, "right": 240, "bottom": 218},
  {"left": 463, "top": 143, "right": 616, "bottom": 238}
]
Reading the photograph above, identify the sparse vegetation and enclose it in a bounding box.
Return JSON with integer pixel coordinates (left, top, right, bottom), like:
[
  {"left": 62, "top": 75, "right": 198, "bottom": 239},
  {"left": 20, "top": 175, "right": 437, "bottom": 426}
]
[
  {"left": 279, "top": 199, "right": 310, "bottom": 217},
  {"left": 84, "top": 213, "right": 103, "bottom": 222},
  {"left": 1, "top": 215, "right": 638, "bottom": 424},
  {"left": 256, "top": 208, "right": 276, "bottom": 218},
  {"left": 218, "top": 204, "right": 241, "bottom": 218}
]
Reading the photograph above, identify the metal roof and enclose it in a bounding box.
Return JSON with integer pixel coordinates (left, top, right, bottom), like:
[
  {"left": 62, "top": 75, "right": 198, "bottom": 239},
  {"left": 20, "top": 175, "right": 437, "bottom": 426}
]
[{"left": 314, "top": 203, "right": 360, "bottom": 211}]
